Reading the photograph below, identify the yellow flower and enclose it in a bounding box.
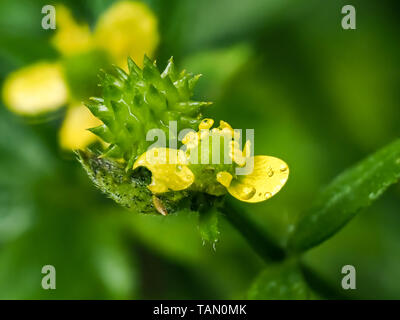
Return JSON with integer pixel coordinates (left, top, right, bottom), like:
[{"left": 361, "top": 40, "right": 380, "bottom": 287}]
[
  {"left": 134, "top": 119, "right": 289, "bottom": 203},
  {"left": 51, "top": 5, "right": 93, "bottom": 56},
  {"left": 59, "top": 103, "right": 103, "bottom": 150},
  {"left": 2, "top": 62, "right": 68, "bottom": 115},
  {"left": 94, "top": 1, "right": 159, "bottom": 70},
  {"left": 2, "top": 1, "right": 159, "bottom": 150}
]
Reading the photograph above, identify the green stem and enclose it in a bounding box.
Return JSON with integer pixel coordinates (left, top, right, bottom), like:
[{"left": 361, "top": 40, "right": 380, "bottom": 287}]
[
  {"left": 299, "top": 262, "right": 350, "bottom": 299},
  {"left": 220, "top": 201, "right": 286, "bottom": 263},
  {"left": 221, "top": 202, "right": 349, "bottom": 300}
]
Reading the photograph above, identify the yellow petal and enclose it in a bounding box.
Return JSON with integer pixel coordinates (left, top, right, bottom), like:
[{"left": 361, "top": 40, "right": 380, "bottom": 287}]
[
  {"left": 182, "top": 131, "right": 198, "bottom": 145},
  {"left": 94, "top": 1, "right": 159, "bottom": 69},
  {"left": 133, "top": 148, "right": 194, "bottom": 194},
  {"left": 59, "top": 103, "right": 102, "bottom": 150},
  {"left": 219, "top": 120, "right": 232, "bottom": 131},
  {"left": 199, "top": 118, "right": 214, "bottom": 130},
  {"left": 2, "top": 62, "right": 68, "bottom": 115},
  {"left": 51, "top": 5, "right": 93, "bottom": 55},
  {"left": 243, "top": 140, "right": 251, "bottom": 158},
  {"left": 216, "top": 171, "right": 233, "bottom": 188},
  {"left": 227, "top": 156, "right": 289, "bottom": 203},
  {"left": 229, "top": 141, "right": 246, "bottom": 167}
]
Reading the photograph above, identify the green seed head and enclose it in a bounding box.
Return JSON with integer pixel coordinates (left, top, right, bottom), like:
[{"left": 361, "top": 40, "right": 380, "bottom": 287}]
[{"left": 85, "top": 56, "right": 211, "bottom": 169}]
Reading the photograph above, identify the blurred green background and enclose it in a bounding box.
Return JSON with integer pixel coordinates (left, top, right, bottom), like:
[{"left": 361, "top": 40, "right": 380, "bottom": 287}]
[{"left": 1, "top": 0, "right": 400, "bottom": 299}]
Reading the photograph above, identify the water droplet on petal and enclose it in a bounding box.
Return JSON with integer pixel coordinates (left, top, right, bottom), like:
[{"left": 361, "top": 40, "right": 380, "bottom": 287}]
[
  {"left": 264, "top": 192, "right": 272, "bottom": 199},
  {"left": 267, "top": 167, "right": 274, "bottom": 177},
  {"left": 280, "top": 164, "right": 288, "bottom": 172},
  {"left": 240, "top": 185, "right": 256, "bottom": 200}
]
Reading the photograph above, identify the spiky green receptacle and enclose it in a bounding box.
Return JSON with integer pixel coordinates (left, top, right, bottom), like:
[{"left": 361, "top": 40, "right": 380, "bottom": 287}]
[
  {"left": 79, "top": 56, "right": 220, "bottom": 215},
  {"left": 85, "top": 55, "right": 211, "bottom": 169}
]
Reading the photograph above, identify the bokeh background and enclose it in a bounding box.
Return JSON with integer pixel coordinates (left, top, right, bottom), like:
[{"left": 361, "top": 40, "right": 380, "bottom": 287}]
[{"left": 1, "top": 0, "right": 400, "bottom": 299}]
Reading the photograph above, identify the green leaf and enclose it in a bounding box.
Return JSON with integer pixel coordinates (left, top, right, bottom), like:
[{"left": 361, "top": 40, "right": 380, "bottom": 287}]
[
  {"left": 289, "top": 138, "right": 400, "bottom": 253},
  {"left": 247, "top": 261, "right": 314, "bottom": 300}
]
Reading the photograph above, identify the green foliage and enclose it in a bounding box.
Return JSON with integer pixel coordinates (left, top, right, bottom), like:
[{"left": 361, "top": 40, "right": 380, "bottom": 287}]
[
  {"left": 289, "top": 139, "right": 400, "bottom": 253},
  {"left": 86, "top": 56, "right": 211, "bottom": 168},
  {"left": 0, "top": 108, "right": 54, "bottom": 244},
  {"left": 0, "top": 204, "right": 137, "bottom": 299},
  {"left": 247, "top": 261, "right": 314, "bottom": 300},
  {"left": 182, "top": 44, "right": 252, "bottom": 99},
  {"left": 2, "top": 0, "right": 400, "bottom": 300},
  {"left": 0, "top": 108, "right": 137, "bottom": 299}
]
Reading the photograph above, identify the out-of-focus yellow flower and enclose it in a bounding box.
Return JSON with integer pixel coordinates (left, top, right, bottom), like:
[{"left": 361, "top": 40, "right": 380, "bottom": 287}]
[
  {"left": 59, "top": 103, "right": 103, "bottom": 150},
  {"left": 134, "top": 119, "right": 289, "bottom": 203},
  {"left": 2, "top": 1, "right": 159, "bottom": 150},
  {"left": 2, "top": 62, "right": 68, "bottom": 115},
  {"left": 51, "top": 5, "right": 93, "bottom": 56},
  {"left": 94, "top": 1, "right": 159, "bottom": 70}
]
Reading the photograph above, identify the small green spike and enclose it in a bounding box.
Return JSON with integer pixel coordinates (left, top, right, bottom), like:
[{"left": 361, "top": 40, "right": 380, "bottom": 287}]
[
  {"left": 85, "top": 99, "right": 114, "bottom": 126},
  {"left": 143, "top": 59, "right": 161, "bottom": 84},
  {"left": 159, "top": 76, "right": 180, "bottom": 104},
  {"left": 146, "top": 84, "right": 167, "bottom": 113},
  {"left": 189, "top": 74, "right": 202, "bottom": 91},
  {"left": 88, "top": 125, "right": 113, "bottom": 143},
  {"left": 127, "top": 57, "right": 142, "bottom": 76},
  {"left": 174, "top": 76, "right": 191, "bottom": 101},
  {"left": 161, "top": 56, "right": 177, "bottom": 80},
  {"left": 179, "top": 69, "right": 187, "bottom": 78},
  {"left": 112, "top": 64, "right": 129, "bottom": 81},
  {"left": 101, "top": 144, "right": 122, "bottom": 158},
  {"left": 143, "top": 54, "right": 153, "bottom": 67},
  {"left": 103, "top": 72, "right": 123, "bottom": 88}
]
